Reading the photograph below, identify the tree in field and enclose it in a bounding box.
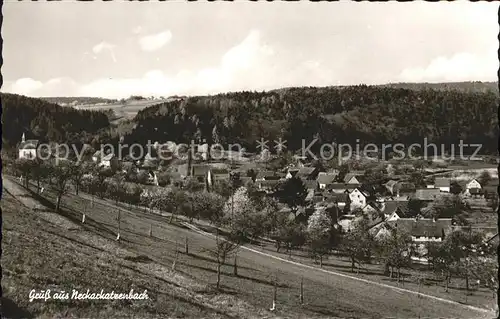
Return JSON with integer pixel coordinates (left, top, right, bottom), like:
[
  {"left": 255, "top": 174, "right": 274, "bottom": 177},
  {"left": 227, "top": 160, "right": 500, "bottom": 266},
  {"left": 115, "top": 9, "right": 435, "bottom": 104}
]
[
  {"left": 194, "top": 191, "right": 225, "bottom": 224},
  {"left": 31, "top": 159, "right": 50, "bottom": 193},
  {"left": 307, "top": 209, "right": 332, "bottom": 267},
  {"left": 339, "top": 217, "right": 377, "bottom": 273},
  {"left": 14, "top": 158, "right": 35, "bottom": 189},
  {"left": 274, "top": 177, "right": 307, "bottom": 216},
  {"left": 270, "top": 210, "right": 306, "bottom": 255},
  {"left": 377, "top": 226, "right": 413, "bottom": 282},
  {"left": 206, "top": 229, "right": 240, "bottom": 290},
  {"left": 70, "top": 163, "right": 86, "bottom": 195},
  {"left": 447, "top": 228, "right": 484, "bottom": 292},
  {"left": 222, "top": 187, "right": 265, "bottom": 241},
  {"left": 106, "top": 173, "right": 127, "bottom": 204},
  {"left": 478, "top": 170, "right": 492, "bottom": 187},
  {"left": 49, "top": 161, "right": 74, "bottom": 212},
  {"left": 427, "top": 241, "right": 458, "bottom": 292}
]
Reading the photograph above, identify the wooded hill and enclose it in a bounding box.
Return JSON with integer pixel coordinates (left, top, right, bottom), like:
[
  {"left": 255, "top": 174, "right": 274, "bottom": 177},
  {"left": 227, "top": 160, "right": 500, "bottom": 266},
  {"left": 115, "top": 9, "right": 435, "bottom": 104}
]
[
  {"left": 1, "top": 93, "right": 110, "bottom": 148},
  {"left": 125, "top": 84, "right": 498, "bottom": 154}
]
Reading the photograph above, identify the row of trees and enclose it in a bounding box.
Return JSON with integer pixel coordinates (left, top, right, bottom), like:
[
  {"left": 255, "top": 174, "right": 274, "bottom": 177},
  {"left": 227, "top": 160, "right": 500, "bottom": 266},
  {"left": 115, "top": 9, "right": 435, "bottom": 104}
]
[{"left": 15, "top": 156, "right": 496, "bottom": 294}]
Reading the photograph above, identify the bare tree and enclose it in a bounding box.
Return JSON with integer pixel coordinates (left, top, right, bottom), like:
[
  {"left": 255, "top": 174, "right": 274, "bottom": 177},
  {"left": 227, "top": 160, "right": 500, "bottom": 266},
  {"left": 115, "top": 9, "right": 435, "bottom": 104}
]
[
  {"left": 49, "top": 161, "right": 74, "bottom": 212},
  {"left": 206, "top": 229, "right": 240, "bottom": 289}
]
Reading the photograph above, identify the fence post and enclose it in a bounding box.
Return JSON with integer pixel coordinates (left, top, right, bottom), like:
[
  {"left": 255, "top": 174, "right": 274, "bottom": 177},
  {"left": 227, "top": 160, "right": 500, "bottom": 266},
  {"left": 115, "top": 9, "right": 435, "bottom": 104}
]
[
  {"left": 270, "top": 272, "right": 277, "bottom": 311},
  {"left": 300, "top": 276, "right": 304, "bottom": 305},
  {"left": 149, "top": 224, "right": 153, "bottom": 237},
  {"left": 116, "top": 209, "right": 121, "bottom": 241},
  {"left": 82, "top": 204, "right": 86, "bottom": 224},
  {"left": 185, "top": 236, "right": 189, "bottom": 254}
]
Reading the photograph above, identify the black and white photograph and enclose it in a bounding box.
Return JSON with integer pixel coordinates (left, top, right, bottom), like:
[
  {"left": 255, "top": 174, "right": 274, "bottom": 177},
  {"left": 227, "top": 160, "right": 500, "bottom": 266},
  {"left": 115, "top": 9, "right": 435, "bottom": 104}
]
[{"left": 1, "top": 1, "right": 499, "bottom": 318}]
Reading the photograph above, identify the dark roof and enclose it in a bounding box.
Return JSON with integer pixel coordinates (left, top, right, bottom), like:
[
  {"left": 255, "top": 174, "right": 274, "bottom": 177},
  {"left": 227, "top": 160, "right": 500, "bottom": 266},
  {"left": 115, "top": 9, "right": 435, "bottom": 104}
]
[
  {"left": 324, "top": 193, "right": 349, "bottom": 203},
  {"left": 387, "top": 218, "right": 452, "bottom": 238},
  {"left": 191, "top": 164, "right": 210, "bottom": 176},
  {"left": 303, "top": 179, "right": 318, "bottom": 190},
  {"left": 414, "top": 188, "right": 441, "bottom": 201},
  {"left": 326, "top": 183, "right": 360, "bottom": 190},
  {"left": 344, "top": 173, "right": 360, "bottom": 184},
  {"left": 435, "top": 178, "right": 451, "bottom": 188},
  {"left": 259, "top": 179, "right": 281, "bottom": 187},
  {"left": 317, "top": 172, "right": 338, "bottom": 185},
  {"left": 19, "top": 140, "right": 39, "bottom": 150},
  {"left": 240, "top": 176, "right": 254, "bottom": 185},
  {"left": 210, "top": 168, "right": 230, "bottom": 176},
  {"left": 381, "top": 201, "right": 408, "bottom": 216},
  {"left": 296, "top": 167, "right": 318, "bottom": 179},
  {"left": 256, "top": 170, "right": 281, "bottom": 180}
]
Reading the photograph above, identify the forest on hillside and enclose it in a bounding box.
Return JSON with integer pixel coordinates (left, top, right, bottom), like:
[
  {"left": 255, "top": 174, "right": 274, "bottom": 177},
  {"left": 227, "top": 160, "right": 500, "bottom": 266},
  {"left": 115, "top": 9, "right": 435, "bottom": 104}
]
[
  {"left": 2, "top": 93, "right": 110, "bottom": 148},
  {"left": 124, "top": 85, "right": 498, "bottom": 155}
]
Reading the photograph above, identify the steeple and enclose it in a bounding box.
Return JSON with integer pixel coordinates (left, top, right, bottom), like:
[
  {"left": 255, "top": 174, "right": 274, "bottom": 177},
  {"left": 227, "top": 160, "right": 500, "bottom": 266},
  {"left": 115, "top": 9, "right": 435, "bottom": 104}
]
[{"left": 21, "top": 132, "right": 25, "bottom": 143}]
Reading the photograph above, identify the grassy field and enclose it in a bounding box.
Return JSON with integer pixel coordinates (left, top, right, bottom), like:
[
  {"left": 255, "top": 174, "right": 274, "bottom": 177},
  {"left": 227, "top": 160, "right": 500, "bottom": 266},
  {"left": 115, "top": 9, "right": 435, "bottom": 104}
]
[
  {"left": 4, "top": 175, "right": 497, "bottom": 318},
  {"left": 1, "top": 182, "right": 306, "bottom": 319}
]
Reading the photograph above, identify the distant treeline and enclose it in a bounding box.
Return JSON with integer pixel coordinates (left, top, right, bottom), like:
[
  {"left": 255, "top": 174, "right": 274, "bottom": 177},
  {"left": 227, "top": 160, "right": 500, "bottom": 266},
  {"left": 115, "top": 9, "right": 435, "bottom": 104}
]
[
  {"left": 40, "top": 97, "right": 118, "bottom": 105},
  {"left": 2, "top": 93, "right": 110, "bottom": 148},
  {"left": 123, "top": 84, "right": 498, "bottom": 154}
]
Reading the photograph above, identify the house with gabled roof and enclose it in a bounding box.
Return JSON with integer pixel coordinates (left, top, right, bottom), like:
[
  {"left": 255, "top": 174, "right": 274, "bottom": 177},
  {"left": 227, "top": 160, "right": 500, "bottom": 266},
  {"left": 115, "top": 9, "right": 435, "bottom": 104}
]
[
  {"left": 344, "top": 173, "right": 361, "bottom": 185},
  {"left": 323, "top": 192, "right": 349, "bottom": 210},
  {"left": 378, "top": 200, "right": 409, "bottom": 219},
  {"left": 255, "top": 170, "right": 282, "bottom": 182},
  {"left": 434, "top": 177, "right": 451, "bottom": 193},
  {"left": 286, "top": 166, "right": 319, "bottom": 180},
  {"left": 326, "top": 183, "right": 359, "bottom": 194},
  {"left": 414, "top": 188, "right": 441, "bottom": 202},
  {"left": 348, "top": 188, "right": 369, "bottom": 209},
  {"left": 257, "top": 179, "right": 281, "bottom": 193},
  {"left": 18, "top": 133, "right": 39, "bottom": 160},
  {"left": 317, "top": 172, "right": 339, "bottom": 190},
  {"left": 373, "top": 217, "right": 453, "bottom": 259},
  {"left": 207, "top": 168, "right": 230, "bottom": 187}
]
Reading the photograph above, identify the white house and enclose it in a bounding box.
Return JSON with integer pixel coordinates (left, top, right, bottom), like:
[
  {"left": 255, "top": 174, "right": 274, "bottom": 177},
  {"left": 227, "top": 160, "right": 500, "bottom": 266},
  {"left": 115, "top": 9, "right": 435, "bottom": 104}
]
[
  {"left": 344, "top": 173, "right": 361, "bottom": 185},
  {"left": 18, "top": 133, "right": 39, "bottom": 160},
  {"left": 465, "top": 179, "right": 482, "bottom": 190},
  {"left": 317, "top": 172, "right": 338, "bottom": 189},
  {"left": 100, "top": 153, "right": 118, "bottom": 170},
  {"left": 348, "top": 188, "right": 368, "bottom": 209},
  {"left": 462, "top": 179, "right": 484, "bottom": 197}
]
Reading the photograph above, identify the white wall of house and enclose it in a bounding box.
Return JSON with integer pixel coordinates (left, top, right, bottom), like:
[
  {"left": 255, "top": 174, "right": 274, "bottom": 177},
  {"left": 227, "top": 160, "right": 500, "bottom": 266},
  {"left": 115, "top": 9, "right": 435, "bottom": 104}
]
[
  {"left": 466, "top": 179, "right": 482, "bottom": 189},
  {"left": 346, "top": 176, "right": 360, "bottom": 184},
  {"left": 19, "top": 149, "right": 37, "bottom": 159},
  {"left": 349, "top": 188, "right": 366, "bottom": 209},
  {"left": 439, "top": 186, "right": 450, "bottom": 193},
  {"left": 411, "top": 236, "right": 442, "bottom": 243}
]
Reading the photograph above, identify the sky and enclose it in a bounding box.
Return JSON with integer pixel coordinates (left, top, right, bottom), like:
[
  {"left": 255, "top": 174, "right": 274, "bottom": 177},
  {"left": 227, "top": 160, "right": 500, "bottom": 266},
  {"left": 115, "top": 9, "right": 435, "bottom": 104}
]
[{"left": 2, "top": 2, "right": 498, "bottom": 99}]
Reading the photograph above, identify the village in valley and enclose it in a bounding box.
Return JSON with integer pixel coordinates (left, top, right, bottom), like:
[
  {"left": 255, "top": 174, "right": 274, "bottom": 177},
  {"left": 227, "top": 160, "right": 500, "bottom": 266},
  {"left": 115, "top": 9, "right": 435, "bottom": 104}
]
[
  {"left": 10, "top": 128, "right": 499, "bottom": 289},
  {"left": 3, "top": 94, "right": 499, "bottom": 319},
  {"left": 2, "top": 2, "right": 499, "bottom": 318}
]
